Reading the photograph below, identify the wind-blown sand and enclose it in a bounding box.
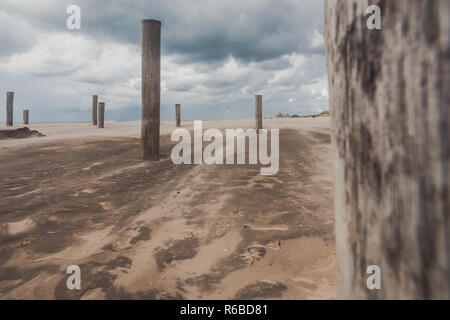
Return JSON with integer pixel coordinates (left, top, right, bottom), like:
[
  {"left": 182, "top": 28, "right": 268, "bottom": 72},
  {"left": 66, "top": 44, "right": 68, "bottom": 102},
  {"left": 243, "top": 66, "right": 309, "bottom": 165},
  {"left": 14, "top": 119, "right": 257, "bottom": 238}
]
[{"left": 0, "top": 118, "right": 336, "bottom": 299}]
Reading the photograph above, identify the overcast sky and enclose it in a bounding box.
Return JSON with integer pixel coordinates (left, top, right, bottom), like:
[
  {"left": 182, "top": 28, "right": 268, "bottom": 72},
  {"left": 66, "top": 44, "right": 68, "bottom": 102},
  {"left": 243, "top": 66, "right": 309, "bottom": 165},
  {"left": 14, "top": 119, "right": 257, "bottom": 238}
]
[{"left": 0, "top": 0, "right": 329, "bottom": 123}]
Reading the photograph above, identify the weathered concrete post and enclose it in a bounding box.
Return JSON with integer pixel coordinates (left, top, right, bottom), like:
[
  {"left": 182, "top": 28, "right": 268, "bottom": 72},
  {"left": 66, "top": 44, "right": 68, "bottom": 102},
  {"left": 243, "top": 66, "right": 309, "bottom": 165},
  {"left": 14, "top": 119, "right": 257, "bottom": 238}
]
[
  {"left": 92, "top": 95, "right": 98, "bottom": 125},
  {"left": 175, "top": 104, "right": 181, "bottom": 127},
  {"left": 325, "top": 0, "right": 449, "bottom": 299},
  {"left": 6, "top": 92, "right": 13, "bottom": 126},
  {"left": 141, "top": 19, "right": 161, "bottom": 161},
  {"left": 98, "top": 102, "right": 105, "bottom": 128},
  {"left": 255, "top": 95, "right": 262, "bottom": 130},
  {"left": 23, "top": 110, "right": 29, "bottom": 125}
]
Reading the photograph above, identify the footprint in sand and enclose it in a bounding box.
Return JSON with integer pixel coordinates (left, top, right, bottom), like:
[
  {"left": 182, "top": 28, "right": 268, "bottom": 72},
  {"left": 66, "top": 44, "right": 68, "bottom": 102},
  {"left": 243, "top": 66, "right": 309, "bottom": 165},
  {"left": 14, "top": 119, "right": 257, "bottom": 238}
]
[
  {"left": 240, "top": 245, "right": 267, "bottom": 265},
  {"left": 4, "top": 218, "right": 35, "bottom": 236}
]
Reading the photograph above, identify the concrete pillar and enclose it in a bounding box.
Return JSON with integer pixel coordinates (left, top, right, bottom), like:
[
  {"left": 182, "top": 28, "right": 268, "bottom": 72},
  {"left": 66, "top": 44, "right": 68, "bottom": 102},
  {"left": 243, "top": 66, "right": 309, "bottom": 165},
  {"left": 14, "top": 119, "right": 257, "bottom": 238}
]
[
  {"left": 141, "top": 19, "right": 161, "bottom": 161},
  {"left": 255, "top": 95, "right": 262, "bottom": 130},
  {"left": 6, "top": 92, "right": 13, "bottom": 126},
  {"left": 98, "top": 102, "right": 105, "bottom": 128},
  {"left": 92, "top": 95, "right": 98, "bottom": 125},
  {"left": 175, "top": 104, "right": 181, "bottom": 127},
  {"left": 23, "top": 110, "right": 29, "bottom": 125},
  {"left": 325, "top": 0, "right": 449, "bottom": 299}
]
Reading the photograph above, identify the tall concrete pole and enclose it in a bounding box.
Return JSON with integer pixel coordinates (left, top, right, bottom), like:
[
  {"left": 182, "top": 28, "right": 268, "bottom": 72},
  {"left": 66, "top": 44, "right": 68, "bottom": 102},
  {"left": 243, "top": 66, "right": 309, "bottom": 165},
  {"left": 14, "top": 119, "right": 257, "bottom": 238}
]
[
  {"left": 175, "top": 104, "right": 181, "bottom": 127},
  {"left": 255, "top": 95, "right": 262, "bottom": 131},
  {"left": 141, "top": 19, "right": 161, "bottom": 161},
  {"left": 6, "top": 92, "right": 13, "bottom": 126},
  {"left": 92, "top": 95, "right": 98, "bottom": 125},
  {"left": 325, "top": 0, "right": 449, "bottom": 299},
  {"left": 98, "top": 102, "right": 105, "bottom": 128},
  {"left": 23, "top": 110, "right": 29, "bottom": 125}
]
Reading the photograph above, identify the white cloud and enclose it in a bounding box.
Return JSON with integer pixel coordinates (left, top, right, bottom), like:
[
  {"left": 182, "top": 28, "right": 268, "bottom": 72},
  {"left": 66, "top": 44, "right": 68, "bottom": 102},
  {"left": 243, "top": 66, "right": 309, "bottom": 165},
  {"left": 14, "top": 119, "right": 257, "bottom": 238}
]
[
  {"left": 309, "top": 29, "right": 324, "bottom": 49},
  {"left": 0, "top": 0, "right": 328, "bottom": 121}
]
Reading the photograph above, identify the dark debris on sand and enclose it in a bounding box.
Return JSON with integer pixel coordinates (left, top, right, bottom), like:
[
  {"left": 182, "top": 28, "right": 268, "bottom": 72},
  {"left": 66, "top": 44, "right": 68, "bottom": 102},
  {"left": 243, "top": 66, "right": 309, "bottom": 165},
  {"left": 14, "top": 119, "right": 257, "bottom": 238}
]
[{"left": 0, "top": 127, "right": 45, "bottom": 140}]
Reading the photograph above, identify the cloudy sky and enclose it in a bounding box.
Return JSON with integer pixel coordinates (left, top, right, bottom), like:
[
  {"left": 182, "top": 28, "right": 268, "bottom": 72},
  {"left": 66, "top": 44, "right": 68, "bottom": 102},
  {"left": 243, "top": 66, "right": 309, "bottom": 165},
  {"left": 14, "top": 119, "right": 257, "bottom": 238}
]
[{"left": 0, "top": 0, "right": 329, "bottom": 123}]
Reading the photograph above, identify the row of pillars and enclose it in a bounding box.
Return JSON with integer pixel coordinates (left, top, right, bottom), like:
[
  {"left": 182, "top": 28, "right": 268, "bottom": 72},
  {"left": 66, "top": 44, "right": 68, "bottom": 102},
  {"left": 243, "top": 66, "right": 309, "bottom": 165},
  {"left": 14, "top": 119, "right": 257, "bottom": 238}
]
[
  {"left": 141, "top": 19, "right": 263, "bottom": 161},
  {"left": 4, "top": 92, "right": 30, "bottom": 126},
  {"left": 173, "top": 96, "right": 262, "bottom": 130},
  {"left": 91, "top": 95, "right": 105, "bottom": 128}
]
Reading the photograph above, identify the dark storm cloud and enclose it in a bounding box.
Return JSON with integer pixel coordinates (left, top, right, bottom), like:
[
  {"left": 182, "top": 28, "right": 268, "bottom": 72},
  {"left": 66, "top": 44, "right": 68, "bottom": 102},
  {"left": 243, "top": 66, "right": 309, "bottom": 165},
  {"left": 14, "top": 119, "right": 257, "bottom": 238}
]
[
  {"left": 161, "top": 0, "right": 325, "bottom": 62},
  {"left": 0, "top": 0, "right": 329, "bottom": 122},
  {"left": 0, "top": 0, "right": 324, "bottom": 62}
]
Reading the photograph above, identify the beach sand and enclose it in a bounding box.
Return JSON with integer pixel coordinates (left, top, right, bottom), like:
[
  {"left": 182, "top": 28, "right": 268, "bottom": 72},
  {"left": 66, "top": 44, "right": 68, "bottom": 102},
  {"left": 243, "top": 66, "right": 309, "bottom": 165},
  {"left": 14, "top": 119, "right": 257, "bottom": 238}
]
[{"left": 0, "top": 118, "right": 336, "bottom": 299}]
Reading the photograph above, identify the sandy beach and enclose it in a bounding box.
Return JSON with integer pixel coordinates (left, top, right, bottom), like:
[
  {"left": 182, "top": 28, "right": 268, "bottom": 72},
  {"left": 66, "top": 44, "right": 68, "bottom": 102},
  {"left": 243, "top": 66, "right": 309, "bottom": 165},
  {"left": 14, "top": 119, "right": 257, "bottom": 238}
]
[
  {"left": 0, "top": 0, "right": 446, "bottom": 303},
  {"left": 0, "top": 117, "right": 336, "bottom": 299}
]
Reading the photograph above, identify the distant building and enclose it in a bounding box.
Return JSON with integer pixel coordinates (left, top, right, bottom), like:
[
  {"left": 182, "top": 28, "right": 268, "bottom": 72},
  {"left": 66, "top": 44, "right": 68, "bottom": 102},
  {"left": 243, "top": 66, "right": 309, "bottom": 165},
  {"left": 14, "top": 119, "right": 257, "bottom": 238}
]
[{"left": 275, "top": 112, "right": 291, "bottom": 118}]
